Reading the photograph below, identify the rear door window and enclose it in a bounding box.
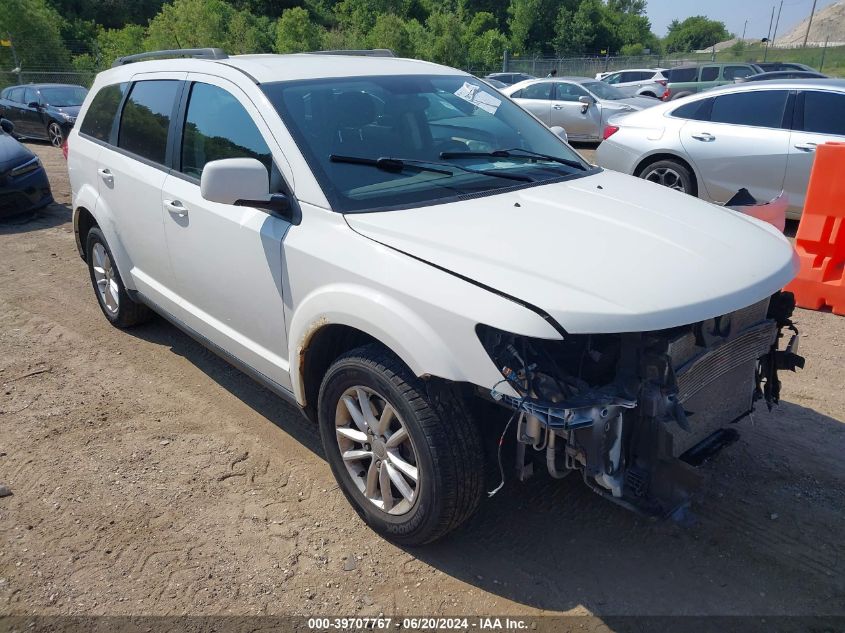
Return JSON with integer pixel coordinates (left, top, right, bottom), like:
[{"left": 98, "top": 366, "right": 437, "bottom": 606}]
[
  {"left": 800, "top": 91, "right": 845, "bottom": 136},
  {"left": 8, "top": 87, "right": 24, "bottom": 102},
  {"left": 180, "top": 82, "right": 272, "bottom": 179},
  {"left": 79, "top": 83, "right": 128, "bottom": 142},
  {"left": 518, "top": 83, "right": 553, "bottom": 100},
  {"left": 700, "top": 67, "right": 719, "bottom": 81},
  {"left": 117, "top": 80, "right": 181, "bottom": 164},
  {"left": 710, "top": 90, "right": 789, "bottom": 128},
  {"left": 667, "top": 67, "right": 697, "bottom": 82}
]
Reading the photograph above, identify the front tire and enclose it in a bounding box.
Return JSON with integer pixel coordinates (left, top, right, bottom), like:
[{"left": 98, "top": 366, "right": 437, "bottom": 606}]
[
  {"left": 86, "top": 227, "right": 151, "bottom": 328},
  {"left": 317, "top": 344, "right": 483, "bottom": 545},
  {"left": 47, "top": 121, "right": 64, "bottom": 147}
]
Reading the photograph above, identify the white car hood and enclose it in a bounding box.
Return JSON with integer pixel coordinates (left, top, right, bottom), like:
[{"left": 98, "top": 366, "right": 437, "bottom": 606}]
[{"left": 345, "top": 169, "right": 798, "bottom": 334}]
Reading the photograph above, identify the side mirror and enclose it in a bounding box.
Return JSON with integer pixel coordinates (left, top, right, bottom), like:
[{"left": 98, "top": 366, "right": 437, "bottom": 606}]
[
  {"left": 200, "top": 158, "right": 299, "bottom": 223},
  {"left": 578, "top": 95, "right": 593, "bottom": 113},
  {"left": 0, "top": 118, "right": 14, "bottom": 134},
  {"left": 28, "top": 101, "right": 41, "bottom": 109},
  {"left": 550, "top": 125, "right": 568, "bottom": 143}
]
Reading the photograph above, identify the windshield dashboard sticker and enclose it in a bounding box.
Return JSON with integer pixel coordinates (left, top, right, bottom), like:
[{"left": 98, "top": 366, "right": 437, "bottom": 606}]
[{"left": 454, "top": 82, "right": 501, "bottom": 115}]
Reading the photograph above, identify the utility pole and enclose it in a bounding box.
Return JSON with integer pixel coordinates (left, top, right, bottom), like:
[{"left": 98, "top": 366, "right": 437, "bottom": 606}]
[
  {"left": 803, "top": 0, "right": 819, "bottom": 47},
  {"left": 771, "top": 0, "right": 784, "bottom": 47},
  {"left": 764, "top": 5, "right": 775, "bottom": 61},
  {"left": 741, "top": 20, "right": 748, "bottom": 42},
  {"left": 819, "top": 36, "right": 829, "bottom": 71}
]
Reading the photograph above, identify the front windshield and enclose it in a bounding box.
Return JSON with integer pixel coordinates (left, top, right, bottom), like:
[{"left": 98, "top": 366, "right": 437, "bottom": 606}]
[
  {"left": 39, "top": 86, "right": 87, "bottom": 106},
  {"left": 262, "top": 75, "right": 591, "bottom": 213},
  {"left": 581, "top": 81, "right": 626, "bottom": 101}
]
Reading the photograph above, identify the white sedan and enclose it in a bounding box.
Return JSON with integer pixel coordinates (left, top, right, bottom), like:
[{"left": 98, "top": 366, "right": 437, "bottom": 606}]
[
  {"left": 596, "top": 78, "right": 845, "bottom": 219},
  {"left": 502, "top": 77, "right": 659, "bottom": 142}
]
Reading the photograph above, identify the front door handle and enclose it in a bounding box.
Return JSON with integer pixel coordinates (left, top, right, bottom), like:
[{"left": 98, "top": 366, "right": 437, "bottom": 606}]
[
  {"left": 691, "top": 132, "right": 715, "bottom": 142},
  {"left": 794, "top": 142, "right": 817, "bottom": 152},
  {"left": 553, "top": 104, "right": 564, "bottom": 110},
  {"left": 97, "top": 168, "right": 113, "bottom": 184},
  {"left": 164, "top": 199, "right": 188, "bottom": 218}
]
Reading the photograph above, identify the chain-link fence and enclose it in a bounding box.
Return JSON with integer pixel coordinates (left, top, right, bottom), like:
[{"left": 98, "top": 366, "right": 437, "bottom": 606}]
[
  {"left": 502, "top": 55, "right": 700, "bottom": 79},
  {"left": 0, "top": 70, "right": 96, "bottom": 90}
]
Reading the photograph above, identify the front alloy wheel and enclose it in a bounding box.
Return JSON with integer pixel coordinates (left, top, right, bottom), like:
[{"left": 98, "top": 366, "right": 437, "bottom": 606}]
[
  {"left": 318, "top": 344, "right": 484, "bottom": 545},
  {"left": 335, "top": 386, "right": 419, "bottom": 515},
  {"left": 47, "top": 122, "right": 63, "bottom": 147}
]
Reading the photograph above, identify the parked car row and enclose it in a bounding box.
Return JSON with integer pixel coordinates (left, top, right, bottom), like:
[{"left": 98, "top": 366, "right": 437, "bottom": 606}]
[{"left": 596, "top": 79, "right": 845, "bottom": 219}]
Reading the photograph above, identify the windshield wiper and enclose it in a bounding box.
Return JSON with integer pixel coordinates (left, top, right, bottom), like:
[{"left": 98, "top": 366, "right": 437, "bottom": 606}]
[
  {"left": 329, "top": 154, "right": 534, "bottom": 183},
  {"left": 440, "top": 148, "right": 586, "bottom": 170}
]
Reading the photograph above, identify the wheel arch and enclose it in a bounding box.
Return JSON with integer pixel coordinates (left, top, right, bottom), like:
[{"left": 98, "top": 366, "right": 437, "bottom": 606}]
[
  {"left": 73, "top": 205, "right": 98, "bottom": 261},
  {"left": 634, "top": 152, "right": 700, "bottom": 197}
]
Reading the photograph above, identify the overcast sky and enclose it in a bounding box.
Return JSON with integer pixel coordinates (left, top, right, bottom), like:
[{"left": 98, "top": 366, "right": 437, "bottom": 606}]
[{"left": 646, "top": 0, "right": 839, "bottom": 39}]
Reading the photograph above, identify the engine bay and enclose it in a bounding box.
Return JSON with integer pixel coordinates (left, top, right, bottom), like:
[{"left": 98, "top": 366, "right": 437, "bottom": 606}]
[{"left": 477, "top": 291, "right": 805, "bottom": 516}]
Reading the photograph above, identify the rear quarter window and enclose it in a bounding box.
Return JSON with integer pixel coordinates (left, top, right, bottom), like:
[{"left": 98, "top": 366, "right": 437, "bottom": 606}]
[
  {"left": 670, "top": 98, "right": 713, "bottom": 121},
  {"left": 79, "top": 83, "right": 128, "bottom": 142},
  {"left": 117, "top": 80, "right": 181, "bottom": 164}
]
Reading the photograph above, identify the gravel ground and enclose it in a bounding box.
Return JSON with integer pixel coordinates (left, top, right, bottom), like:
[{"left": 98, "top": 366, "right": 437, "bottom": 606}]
[{"left": 0, "top": 143, "right": 843, "bottom": 620}]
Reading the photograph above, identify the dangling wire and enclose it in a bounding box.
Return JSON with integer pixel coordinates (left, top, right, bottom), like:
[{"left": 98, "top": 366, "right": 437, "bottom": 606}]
[{"left": 488, "top": 409, "right": 523, "bottom": 498}]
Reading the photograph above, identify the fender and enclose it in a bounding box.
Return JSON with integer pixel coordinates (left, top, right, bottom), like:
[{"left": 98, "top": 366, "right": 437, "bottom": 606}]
[{"left": 287, "top": 281, "right": 560, "bottom": 407}]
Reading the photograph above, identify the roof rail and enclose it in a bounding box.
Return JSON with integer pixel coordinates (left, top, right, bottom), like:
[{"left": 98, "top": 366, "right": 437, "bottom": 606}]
[
  {"left": 112, "top": 48, "right": 228, "bottom": 67},
  {"left": 310, "top": 49, "right": 396, "bottom": 58}
]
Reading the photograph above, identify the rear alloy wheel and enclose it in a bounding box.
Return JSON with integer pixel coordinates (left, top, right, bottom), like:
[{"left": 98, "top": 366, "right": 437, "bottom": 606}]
[
  {"left": 318, "top": 344, "right": 484, "bottom": 545},
  {"left": 86, "top": 227, "right": 151, "bottom": 328},
  {"left": 47, "top": 122, "right": 64, "bottom": 147},
  {"left": 639, "top": 159, "right": 694, "bottom": 195}
]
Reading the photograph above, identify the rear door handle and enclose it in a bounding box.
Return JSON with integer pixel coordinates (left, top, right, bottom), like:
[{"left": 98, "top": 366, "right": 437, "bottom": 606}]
[
  {"left": 164, "top": 199, "right": 188, "bottom": 218},
  {"left": 794, "top": 142, "right": 817, "bottom": 152},
  {"left": 97, "top": 168, "right": 113, "bottom": 184},
  {"left": 553, "top": 104, "right": 564, "bottom": 110},
  {"left": 691, "top": 132, "right": 715, "bottom": 142}
]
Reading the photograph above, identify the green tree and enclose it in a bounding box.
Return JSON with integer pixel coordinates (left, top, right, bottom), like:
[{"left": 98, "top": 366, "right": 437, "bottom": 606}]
[
  {"left": 146, "top": 0, "right": 235, "bottom": 49},
  {"left": 554, "top": 0, "right": 620, "bottom": 56},
  {"left": 275, "top": 6, "right": 324, "bottom": 52},
  {"left": 664, "top": 16, "right": 730, "bottom": 53},
  {"left": 97, "top": 24, "right": 147, "bottom": 65},
  {"left": 367, "top": 14, "right": 413, "bottom": 57},
  {"left": 0, "top": 0, "right": 70, "bottom": 70},
  {"left": 423, "top": 11, "right": 466, "bottom": 65}
]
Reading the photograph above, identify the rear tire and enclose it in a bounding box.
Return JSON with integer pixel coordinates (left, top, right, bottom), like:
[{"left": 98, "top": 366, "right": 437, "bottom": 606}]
[
  {"left": 86, "top": 227, "right": 151, "bottom": 328},
  {"left": 638, "top": 159, "right": 695, "bottom": 195},
  {"left": 317, "top": 343, "right": 484, "bottom": 545}
]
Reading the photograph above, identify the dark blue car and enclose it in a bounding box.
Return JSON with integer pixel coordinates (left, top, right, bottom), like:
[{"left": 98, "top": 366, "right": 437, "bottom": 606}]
[
  {"left": 0, "top": 83, "right": 87, "bottom": 147},
  {"left": 0, "top": 118, "right": 53, "bottom": 218}
]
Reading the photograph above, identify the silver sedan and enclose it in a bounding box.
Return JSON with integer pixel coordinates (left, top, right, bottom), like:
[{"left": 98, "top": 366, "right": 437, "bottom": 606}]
[
  {"left": 595, "top": 79, "right": 845, "bottom": 219},
  {"left": 501, "top": 77, "right": 660, "bottom": 142}
]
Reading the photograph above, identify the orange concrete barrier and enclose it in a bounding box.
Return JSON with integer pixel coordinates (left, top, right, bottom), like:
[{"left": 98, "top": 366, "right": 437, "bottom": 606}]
[{"left": 785, "top": 142, "right": 845, "bottom": 315}]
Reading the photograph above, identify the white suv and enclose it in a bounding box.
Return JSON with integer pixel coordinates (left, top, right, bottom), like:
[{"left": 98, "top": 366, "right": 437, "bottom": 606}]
[{"left": 68, "top": 49, "right": 803, "bottom": 544}]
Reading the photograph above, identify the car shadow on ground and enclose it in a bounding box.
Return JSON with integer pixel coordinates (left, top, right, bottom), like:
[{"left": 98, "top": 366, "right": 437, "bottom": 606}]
[
  {"left": 0, "top": 202, "right": 70, "bottom": 235},
  {"left": 125, "top": 313, "right": 844, "bottom": 616}
]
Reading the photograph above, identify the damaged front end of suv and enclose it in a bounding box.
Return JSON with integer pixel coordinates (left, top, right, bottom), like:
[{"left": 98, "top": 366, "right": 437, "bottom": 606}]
[{"left": 477, "top": 291, "right": 804, "bottom": 516}]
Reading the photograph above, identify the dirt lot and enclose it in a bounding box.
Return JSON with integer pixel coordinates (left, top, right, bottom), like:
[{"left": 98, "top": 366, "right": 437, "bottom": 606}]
[{"left": 1, "top": 143, "right": 843, "bottom": 621}]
